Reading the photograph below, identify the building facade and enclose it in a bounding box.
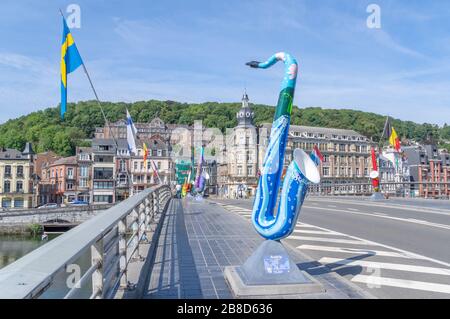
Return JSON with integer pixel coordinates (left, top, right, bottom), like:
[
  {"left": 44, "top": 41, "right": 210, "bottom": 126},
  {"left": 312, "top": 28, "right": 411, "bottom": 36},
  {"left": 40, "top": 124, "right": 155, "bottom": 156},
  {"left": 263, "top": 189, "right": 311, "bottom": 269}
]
[
  {"left": 92, "top": 139, "right": 117, "bottom": 204},
  {"left": 403, "top": 144, "right": 450, "bottom": 198},
  {"left": 0, "top": 143, "right": 35, "bottom": 208}
]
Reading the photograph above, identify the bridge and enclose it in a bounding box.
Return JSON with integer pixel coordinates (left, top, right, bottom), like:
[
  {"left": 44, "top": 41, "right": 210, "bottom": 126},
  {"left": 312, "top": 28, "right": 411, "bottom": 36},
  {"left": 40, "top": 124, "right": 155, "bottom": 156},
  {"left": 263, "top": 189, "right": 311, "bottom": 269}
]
[
  {"left": 0, "top": 204, "right": 113, "bottom": 234},
  {"left": 0, "top": 185, "right": 449, "bottom": 299}
]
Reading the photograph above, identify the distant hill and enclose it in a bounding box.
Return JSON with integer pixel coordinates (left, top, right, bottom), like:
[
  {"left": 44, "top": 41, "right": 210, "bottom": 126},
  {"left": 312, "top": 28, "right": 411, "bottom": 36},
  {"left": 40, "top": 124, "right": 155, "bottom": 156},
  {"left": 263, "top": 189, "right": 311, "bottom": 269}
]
[{"left": 0, "top": 100, "right": 448, "bottom": 156}]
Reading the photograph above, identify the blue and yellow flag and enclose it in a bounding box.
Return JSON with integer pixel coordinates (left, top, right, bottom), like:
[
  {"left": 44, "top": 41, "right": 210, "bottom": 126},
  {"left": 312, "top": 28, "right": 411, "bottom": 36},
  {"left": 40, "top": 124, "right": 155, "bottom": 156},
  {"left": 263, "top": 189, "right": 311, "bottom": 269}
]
[{"left": 60, "top": 17, "right": 83, "bottom": 119}]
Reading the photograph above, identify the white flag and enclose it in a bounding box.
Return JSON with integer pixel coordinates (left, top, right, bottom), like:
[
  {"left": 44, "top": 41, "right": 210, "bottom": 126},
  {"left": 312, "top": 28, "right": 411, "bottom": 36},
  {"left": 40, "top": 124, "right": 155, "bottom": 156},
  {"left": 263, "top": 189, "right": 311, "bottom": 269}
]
[{"left": 126, "top": 109, "right": 137, "bottom": 155}]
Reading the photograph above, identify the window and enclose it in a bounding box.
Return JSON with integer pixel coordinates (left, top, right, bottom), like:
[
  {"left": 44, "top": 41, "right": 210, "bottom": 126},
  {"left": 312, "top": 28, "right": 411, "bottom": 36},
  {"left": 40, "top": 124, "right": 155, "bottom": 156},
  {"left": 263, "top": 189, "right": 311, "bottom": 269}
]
[
  {"left": 5, "top": 166, "right": 11, "bottom": 177},
  {"left": 79, "top": 153, "right": 90, "bottom": 161},
  {"left": 157, "top": 150, "right": 162, "bottom": 157},
  {"left": 14, "top": 198, "right": 24, "bottom": 208},
  {"left": 140, "top": 162, "right": 144, "bottom": 170},
  {"left": 93, "top": 168, "right": 113, "bottom": 180},
  {"left": 80, "top": 166, "right": 88, "bottom": 177},
  {"left": 4, "top": 181, "right": 11, "bottom": 193},
  {"left": 94, "top": 181, "right": 113, "bottom": 189},
  {"left": 93, "top": 195, "right": 113, "bottom": 203},
  {"left": 16, "top": 181, "right": 23, "bottom": 193},
  {"left": 134, "top": 161, "right": 138, "bottom": 170},
  {"left": 248, "top": 166, "right": 253, "bottom": 176},
  {"left": 2, "top": 198, "right": 11, "bottom": 208},
  {"left": 67, "top": 182, "right": 74, "bottom": 190},
  {"left": 157, "top": 162, "right": 161, "bottom": 169},
  {"left": 339, "top": 144, "right": 346, "bottom": 152},
  {"left": 364, "top": 168, "right": 369, "bottom": 176},
  {"left": 17, "top": 166, "right": 24, "bottom": 177},
  {"left": 356, "top": 167, "right": 360, "bottom": 177},
  {"left": 323, "top": 167, "right": 330, "bottom": 176},
  {"left": 237, "top": 166, "right": 243, "bottom": 175},
  {"left": 67, "top": 168, "right": 74, "bottom": 178},
  {"left": 79, "top": 179, "right": 87, "bottom": 187},
  {"left": 147, "top": 161, "right": 152, "bottom": 170}
]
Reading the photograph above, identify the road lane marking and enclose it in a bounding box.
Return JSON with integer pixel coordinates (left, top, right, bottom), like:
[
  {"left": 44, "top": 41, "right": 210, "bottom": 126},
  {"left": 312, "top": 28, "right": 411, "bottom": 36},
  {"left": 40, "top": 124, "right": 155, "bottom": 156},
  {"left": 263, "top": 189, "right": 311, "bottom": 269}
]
[
  {"left": 293, "top": 229, "right": 340, "bottom": 235},
  {"left": 374, "top": 212, "right": 388, "bottom": 216},
  {"left": 319, "top": 257, "right": 450, "bottom": 276},
  {"left": 216, "top": 200, "right": 450, "bottom": 268},
  {"left": 306, "top": 198, "right": 450, "bottom": 216},
  {"left": 303, "top": 205, "right": 450, "bottom": 231},
  {"left": 352, "top": 275, "right": 450, "bottom": 294},
  {"left": 297, "top": 245, "right": 413, "bottom": 259},
  {"left": 288, "top": 236, "right": 371, "bottom": 245},
  {"left": 297, "top": 223, "right": 449, "bottom": 266},
  {"left": 348, "top": 208, "right": 360, "bottom": 211},
  {"left": 327, "top": 205, "right": 337, "bottom": 208}
]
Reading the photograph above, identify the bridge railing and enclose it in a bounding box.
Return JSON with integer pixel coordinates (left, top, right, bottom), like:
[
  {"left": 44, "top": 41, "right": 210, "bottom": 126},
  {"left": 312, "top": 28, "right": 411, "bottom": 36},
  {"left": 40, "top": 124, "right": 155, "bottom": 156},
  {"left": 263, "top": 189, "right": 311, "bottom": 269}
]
[{"left": 0, "top": 185, "right": 172, "bottom": 299}]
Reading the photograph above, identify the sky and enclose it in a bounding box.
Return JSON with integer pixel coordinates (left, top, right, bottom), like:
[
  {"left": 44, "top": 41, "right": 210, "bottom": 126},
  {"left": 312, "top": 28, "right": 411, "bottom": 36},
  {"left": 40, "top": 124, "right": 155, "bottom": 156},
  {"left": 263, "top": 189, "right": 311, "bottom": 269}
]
[{"left": 1, "top": 0, "right": 450, "bottom": 125}]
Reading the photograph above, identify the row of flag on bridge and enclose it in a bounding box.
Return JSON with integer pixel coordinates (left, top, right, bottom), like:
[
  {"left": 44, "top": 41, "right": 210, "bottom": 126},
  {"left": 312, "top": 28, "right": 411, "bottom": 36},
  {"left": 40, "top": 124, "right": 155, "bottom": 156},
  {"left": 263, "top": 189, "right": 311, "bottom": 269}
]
[
  {"left": 60, "top": 14, "right": 160, "bottom": 183},
  {"left": 126, "top": 110, "right": 161, "bottom": 183}
]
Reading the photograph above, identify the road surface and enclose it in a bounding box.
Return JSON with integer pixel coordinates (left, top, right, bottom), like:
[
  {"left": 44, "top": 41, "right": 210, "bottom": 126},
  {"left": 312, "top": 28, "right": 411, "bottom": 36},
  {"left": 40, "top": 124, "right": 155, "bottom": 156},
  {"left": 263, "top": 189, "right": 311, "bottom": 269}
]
[{"left": 209, "top": 196, "right": 450, "bottom": 299}]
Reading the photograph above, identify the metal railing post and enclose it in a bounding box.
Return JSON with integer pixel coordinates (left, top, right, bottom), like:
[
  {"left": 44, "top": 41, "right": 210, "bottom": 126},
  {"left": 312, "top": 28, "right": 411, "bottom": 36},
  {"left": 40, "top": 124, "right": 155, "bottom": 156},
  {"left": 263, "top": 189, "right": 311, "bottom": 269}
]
[
  {"left": 138, "top": 201, "right": 146, "bottom": 244},
  {"left": 91, "top": 239, "right": 104, "bottom": 299},
  {"left": 118, "top": 217, "right": 127, "bottom": 289},
  {"left": 130, "top": 208, "right": 139, "bottom": 260}
]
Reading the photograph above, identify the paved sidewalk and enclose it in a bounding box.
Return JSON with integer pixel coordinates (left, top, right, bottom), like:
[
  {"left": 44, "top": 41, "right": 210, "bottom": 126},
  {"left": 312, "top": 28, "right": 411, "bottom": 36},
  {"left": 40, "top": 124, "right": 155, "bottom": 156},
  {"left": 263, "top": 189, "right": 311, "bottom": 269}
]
[{"left": 143, "top": 198, "right": 373, "bottom": 299}]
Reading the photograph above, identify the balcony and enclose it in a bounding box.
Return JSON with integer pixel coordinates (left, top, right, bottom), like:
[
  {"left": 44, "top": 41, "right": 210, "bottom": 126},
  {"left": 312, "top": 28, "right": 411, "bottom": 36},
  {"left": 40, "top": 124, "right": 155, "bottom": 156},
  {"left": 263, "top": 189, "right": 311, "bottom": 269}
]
[{"left": 16, "top": 173, "right": 24, "bottom": 179}]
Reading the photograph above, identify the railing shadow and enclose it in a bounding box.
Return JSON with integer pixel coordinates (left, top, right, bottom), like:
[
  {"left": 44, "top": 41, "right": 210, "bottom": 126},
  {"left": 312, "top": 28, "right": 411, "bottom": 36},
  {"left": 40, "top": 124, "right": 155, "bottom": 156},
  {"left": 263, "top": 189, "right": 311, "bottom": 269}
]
[{"left": 144, "top": 200, "right": 202, "bottom": 299}]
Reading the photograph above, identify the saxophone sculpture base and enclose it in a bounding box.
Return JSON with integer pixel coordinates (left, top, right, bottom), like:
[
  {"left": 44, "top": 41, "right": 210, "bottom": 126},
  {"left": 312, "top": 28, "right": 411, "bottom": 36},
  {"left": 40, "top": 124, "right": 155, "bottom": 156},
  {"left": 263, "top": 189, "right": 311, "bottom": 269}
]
[
  {"left": 370, "top": 192, "right": 385, "bottom": 201},
  {"left": 224, "top": 241, "right": 324, "bottom": 298}
]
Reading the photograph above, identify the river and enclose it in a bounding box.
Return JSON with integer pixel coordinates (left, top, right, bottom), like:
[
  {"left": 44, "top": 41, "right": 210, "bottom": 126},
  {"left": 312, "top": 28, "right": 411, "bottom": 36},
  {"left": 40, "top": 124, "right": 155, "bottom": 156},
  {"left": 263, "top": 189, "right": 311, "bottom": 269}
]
[{"left": 0, "top": 234, "right": 92, "bottom": 298}]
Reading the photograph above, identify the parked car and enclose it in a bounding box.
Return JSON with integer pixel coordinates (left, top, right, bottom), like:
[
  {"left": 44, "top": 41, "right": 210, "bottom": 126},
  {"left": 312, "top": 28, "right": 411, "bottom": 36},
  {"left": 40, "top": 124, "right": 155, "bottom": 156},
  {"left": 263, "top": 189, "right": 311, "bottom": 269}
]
[
  {"left": 38, "top": 203, "right": 58, "bottom": 209},
  {"left": 68, "top": 200, "right": 89, "bottom": 206}
]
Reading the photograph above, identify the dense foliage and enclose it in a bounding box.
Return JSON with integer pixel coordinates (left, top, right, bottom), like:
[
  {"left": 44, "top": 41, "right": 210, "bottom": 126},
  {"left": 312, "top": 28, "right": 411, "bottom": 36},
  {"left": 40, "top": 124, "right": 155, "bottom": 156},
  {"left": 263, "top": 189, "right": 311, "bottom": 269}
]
[{"left": 0, "top": 100, "right": 447, "bottom": 156}]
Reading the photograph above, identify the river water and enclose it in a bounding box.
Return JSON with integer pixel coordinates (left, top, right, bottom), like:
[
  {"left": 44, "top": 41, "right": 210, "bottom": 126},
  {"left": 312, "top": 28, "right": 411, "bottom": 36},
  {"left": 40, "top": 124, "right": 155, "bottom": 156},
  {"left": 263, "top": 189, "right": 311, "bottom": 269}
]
[{"left": 0, "top": 234, "right": 92, "bottom": 298}]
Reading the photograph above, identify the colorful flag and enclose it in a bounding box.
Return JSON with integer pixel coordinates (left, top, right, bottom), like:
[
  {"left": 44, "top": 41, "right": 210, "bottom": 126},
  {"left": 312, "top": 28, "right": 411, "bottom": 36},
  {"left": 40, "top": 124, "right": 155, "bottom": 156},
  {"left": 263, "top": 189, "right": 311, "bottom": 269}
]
[
  {"left": 60, "top": 17, "right": 83, "bottom": 119},
  {"left": 310, "top": 145, "right": 324, "bottom": 166},
  {"left": 383, "top": 119, "right": 402, "bottom": 152},
  {"left": 151, "top": 160, "right": 161, "bottom": 184},
  {"left": 126, "top": 109, "right": 137, "bottom": 154},
  {"left": 143, "top": 143, "right": 149, "bottom": 166}
]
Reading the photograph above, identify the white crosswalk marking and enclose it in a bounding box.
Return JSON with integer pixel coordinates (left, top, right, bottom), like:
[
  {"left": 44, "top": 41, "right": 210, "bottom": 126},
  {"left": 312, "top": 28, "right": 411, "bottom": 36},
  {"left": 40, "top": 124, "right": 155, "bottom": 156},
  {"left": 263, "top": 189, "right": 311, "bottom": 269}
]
[
  {"left": 293, "top": 229, "right": 340, "bottom": 235},
  {"left": 288, "top": 236, "right": 370, "bottom": 245},
  {"left": 352, "top": 275, "right": 450, "bottom": 294},
  {"left": 297, "top": 245, "right": 413, "bottom": 259},
  {"left": 215, "top": 200, "right": 450, "bottom": 297},
  {"left": 319, "top": 257, "right": 450, "bottom": 276}
]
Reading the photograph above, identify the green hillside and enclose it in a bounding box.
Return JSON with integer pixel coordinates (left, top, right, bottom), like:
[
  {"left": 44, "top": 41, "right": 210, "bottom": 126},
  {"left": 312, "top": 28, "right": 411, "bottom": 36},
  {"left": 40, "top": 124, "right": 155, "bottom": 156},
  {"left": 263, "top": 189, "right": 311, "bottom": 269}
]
[{"left": 0, "top": 100, "right": 447, "bottom": 156}]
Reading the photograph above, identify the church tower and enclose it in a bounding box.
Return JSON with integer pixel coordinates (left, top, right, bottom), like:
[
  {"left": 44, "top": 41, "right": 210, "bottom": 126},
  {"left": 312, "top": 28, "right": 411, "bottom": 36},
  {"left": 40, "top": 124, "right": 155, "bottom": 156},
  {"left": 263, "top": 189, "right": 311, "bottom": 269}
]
[{"left": 236, "top": 91, "right": 255, "bottom": 127}]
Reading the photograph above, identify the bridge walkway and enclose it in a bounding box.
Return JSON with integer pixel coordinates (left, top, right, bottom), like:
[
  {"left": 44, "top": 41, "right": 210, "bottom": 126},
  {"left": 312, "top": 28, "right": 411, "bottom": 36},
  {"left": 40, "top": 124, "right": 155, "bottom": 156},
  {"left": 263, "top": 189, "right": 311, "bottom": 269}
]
[{"left": 140, "top": 198, "right": 370, "bottom": 299}]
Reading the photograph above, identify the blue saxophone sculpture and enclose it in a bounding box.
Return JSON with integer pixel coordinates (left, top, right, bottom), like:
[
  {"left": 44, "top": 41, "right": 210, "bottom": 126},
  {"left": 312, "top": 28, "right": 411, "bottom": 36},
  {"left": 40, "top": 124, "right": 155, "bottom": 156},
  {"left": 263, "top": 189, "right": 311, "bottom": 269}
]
[{"left": 247, "top": 52, "right": 320, "bottom": 241}]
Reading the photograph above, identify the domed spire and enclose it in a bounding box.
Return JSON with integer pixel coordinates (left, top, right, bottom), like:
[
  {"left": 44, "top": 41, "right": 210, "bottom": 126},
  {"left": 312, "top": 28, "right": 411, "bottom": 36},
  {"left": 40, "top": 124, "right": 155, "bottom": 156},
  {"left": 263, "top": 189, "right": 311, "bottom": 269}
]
[{"left": 236, "top": 90, "right": 254, "bottom": 127}]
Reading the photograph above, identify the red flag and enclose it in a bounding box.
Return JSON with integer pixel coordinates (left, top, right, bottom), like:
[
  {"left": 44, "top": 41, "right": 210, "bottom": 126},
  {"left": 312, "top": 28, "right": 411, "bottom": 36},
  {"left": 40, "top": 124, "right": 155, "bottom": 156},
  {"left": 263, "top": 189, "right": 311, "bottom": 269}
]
[
  {"left": 313, "top": 145, "right": 324, "bottom": 162},
  {"left": 371, "top": 147, "right": 379, "bottom": 188}
]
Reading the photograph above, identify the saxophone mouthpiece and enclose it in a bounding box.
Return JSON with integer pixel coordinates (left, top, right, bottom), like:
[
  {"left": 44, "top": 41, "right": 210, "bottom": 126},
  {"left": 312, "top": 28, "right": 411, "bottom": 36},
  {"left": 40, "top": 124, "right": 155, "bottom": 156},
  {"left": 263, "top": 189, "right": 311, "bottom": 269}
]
[{"left": 246, "top": 61, "right": 261, "bottom": 68}]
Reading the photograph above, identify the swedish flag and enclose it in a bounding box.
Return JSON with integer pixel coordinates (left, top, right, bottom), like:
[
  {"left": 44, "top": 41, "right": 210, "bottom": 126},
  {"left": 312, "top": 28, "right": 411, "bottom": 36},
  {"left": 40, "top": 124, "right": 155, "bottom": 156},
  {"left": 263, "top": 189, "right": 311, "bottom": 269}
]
[{"left": 60, "top": 17, "right": 83, "bottom": 119}]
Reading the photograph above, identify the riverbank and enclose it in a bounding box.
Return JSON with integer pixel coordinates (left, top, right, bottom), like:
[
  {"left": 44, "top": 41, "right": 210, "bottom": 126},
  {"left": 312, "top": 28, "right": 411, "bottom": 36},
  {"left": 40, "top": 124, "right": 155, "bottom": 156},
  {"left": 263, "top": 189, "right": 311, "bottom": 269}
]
[{"left": 0, "top": 224, "right": 41, "bottom": 235}]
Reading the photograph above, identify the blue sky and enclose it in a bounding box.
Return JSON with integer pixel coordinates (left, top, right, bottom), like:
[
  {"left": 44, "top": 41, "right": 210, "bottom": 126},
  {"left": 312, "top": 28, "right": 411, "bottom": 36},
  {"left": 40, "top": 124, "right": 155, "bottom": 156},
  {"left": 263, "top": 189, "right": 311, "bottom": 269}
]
[{"left": 1, "top": 0, "right": 450, "bottom": 125}]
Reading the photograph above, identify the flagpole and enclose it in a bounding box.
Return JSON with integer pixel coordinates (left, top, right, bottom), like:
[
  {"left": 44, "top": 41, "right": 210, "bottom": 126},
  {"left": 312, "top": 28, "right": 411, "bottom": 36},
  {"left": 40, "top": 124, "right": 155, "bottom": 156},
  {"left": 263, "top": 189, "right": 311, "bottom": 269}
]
[
  {"left": 59, "top": 9, "right": 135, "bottom": 197},
  {"left": 376, "top": 116, "right": 389, "bottom": 194}
]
